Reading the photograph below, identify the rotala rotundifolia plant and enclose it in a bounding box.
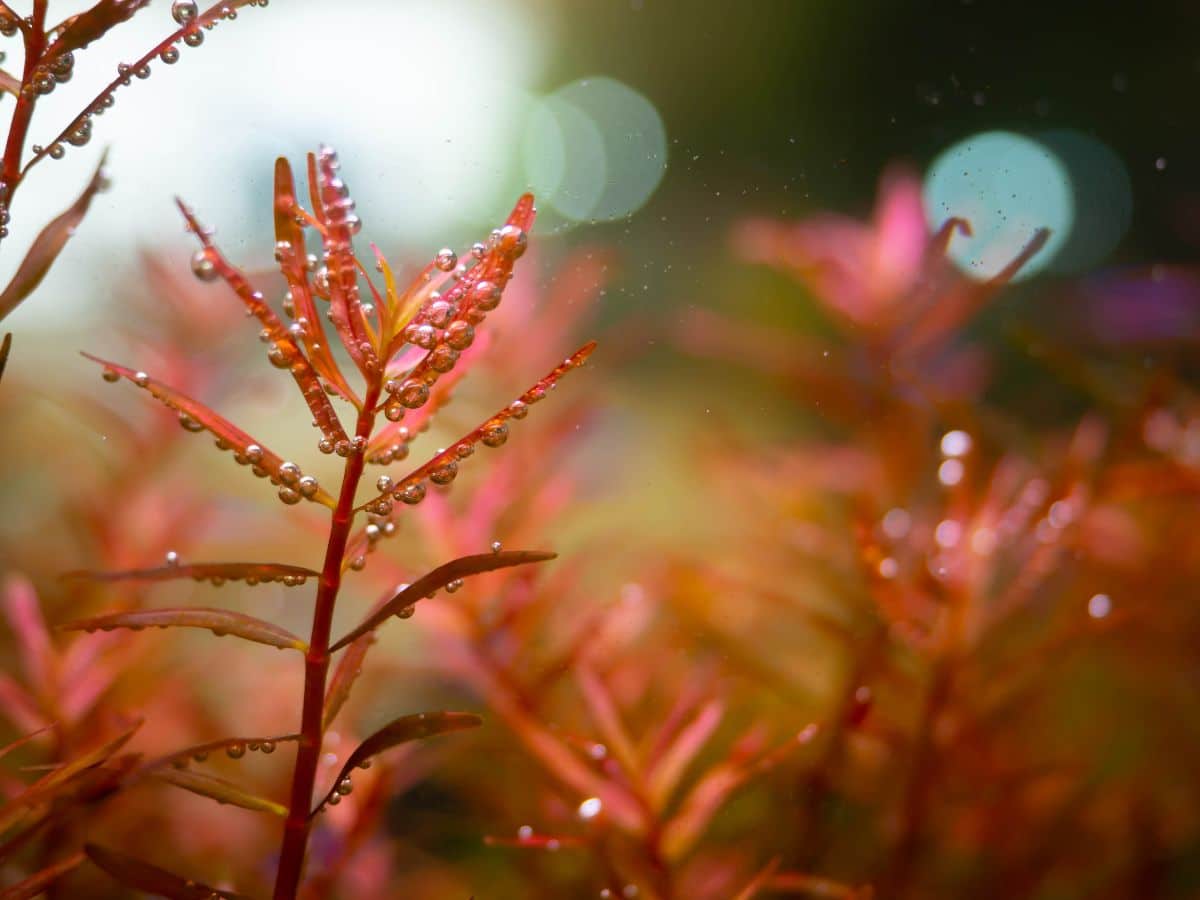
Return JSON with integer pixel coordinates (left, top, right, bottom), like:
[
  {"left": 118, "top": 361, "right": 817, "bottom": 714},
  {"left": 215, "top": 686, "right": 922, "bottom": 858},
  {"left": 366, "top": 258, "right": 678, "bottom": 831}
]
[{"left": 59, "top": 146, "right": 594, "bottom": 898}]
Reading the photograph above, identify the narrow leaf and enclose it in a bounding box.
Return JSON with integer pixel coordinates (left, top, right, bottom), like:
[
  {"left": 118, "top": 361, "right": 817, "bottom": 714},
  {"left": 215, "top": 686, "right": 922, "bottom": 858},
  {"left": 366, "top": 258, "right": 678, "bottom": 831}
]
[
  {"left": 733, "top": 857, "right": 782, "bottom": 900},
  {"left": 83, "top": 353, "right": 335, "bottom": 508},
  {"left": 0, "top": 153, "right": 109, "bottom": 323},
  {"left": 323, "top": 632, "right": 375, "bottom": 730},
  {"left": 271, "top": 158, "right": 355, "bottom": 404},
  {"left": 0, "top": 722, "right": 141, "bottom": 833},
  {"left": 58, "top": 608, "right": 306, "bottom": 652},
  {"left": 46, "top": 0, "right": 149, "bottom": 56},
  {"left": 0, "top": 333, "right": 10, "bottom": 383},
  {"left": 0, "top": 852, "right": 85, "bottom": 900},
  {"left": 330, "top": 551, "right": 556, "bottom": 652},
  {"left": 310, "top": 148, "right": 379, "bottom": 378},
  {"left": 0, "top": 725, "right": 52, "bottom": 762},
  {"left": 176, "top": 198, "right": 351, "bottom": 440},
  {"left": 85, "top": 844, "right": 253, "bottom": 900},
  {"left": 153, "top": 768, "right": 287, "bottom": 816},
  {"left": 483, "top": 832, "right": 586, "bottom": 850},
  {"left": 312, "top": 711, "right": 481, "bottom": 815},
  {"left": 141, "top": 733, "right": 300, "bottom": 773},
  {"left": 356, "top": 342, "right": 597, "bottom": 513},
  {"left": 64, "top": 561, "right": 318, "bottom": 587},
  {"left": 380, "top": 192, "right": 537, "bottom": 380}
]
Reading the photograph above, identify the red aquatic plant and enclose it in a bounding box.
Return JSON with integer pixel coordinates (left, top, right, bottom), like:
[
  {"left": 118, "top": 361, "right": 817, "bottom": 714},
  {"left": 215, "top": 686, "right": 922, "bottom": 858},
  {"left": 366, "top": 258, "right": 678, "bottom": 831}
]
[
  {"left": 0, "top": 0, "right": 271, "bottom": 324},
  {"left": 23, "top": 146, "right": 596, "bottom": 898}
]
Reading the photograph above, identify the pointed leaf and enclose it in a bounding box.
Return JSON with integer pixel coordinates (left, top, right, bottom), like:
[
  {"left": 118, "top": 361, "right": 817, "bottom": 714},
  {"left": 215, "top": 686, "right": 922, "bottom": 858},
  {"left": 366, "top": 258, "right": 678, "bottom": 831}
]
[
  {"left": 85, "top": 844, "right": 253, "bottom": 900},
  {"left": 64, "top": 561, "right": 318, "bottom": 587},
  {"left": 0, "top": 725, "right": 52, "bottom": 762},
  {"left": 83, "top": 353, "right": 335, "bottom": 507},
  {"left": 732, "top": 857, "right": 782, "bottom": 900},
  {"left": 310, "top": 148, "right": 379, "bottom": 378},
  {"left": 355, "top": 342, "right": 597, "bottom": 513},
  {"left": 380, "top": 192, "right": 537, "bottom": 380},
  {"left": 46, "top": 0, "right": 149, "bottom": 56},
  {"left": 0, "top": 722, "right": 140, "bottom": 833},
  {"left": 323, "top": 632, "right": 375, "bottom": 730},
  {"left": 0, "top": 154, "right": 109, "bottom": 323},
  {"left": 58, "top": 608, "right": 306, "bottom": 652},
  {"left": 142, "top": 733, "right": 301, "bottom": 773},
  {"left": 312, "top": 711, "right": 481, "bottom": 814},
  {"left": 176, "top": 198, "right": 351, "bottom": 439},
  {"left": 271, "top": 158, "right": 355, "bottom": 404},
  {"left": 483, "top": 832, "right": 586, "bottom": 850},
  {"left": 646, "top": 699, "right": 726, "bottom": 808},
  {"left": 330, "top": 551, "right": 556, "bottom": 652},
  {"left": 153, "top": 768, "right": 286, "bottom": 816},
  {"left": 766, "top": 872, "right": 868, "bottom": 898},
  {"left": 0, "top": 852, "right": 85, "bottom": 900},
  {"left": 3, "top": 575, "right": 54, "bottom": 695}
]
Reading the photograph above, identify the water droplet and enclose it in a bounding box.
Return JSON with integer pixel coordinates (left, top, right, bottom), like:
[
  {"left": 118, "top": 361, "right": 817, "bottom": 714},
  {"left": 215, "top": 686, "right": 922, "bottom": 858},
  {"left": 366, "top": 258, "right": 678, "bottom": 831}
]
[
  {"left": 226, "top": 743, "right": 246, "bottom": 759},
  {"left": 336, "top": 777, "right": 353, "bottom": 795},
  {"left": 101, "top": 367, "right": 119, "bottom": 382},
  {"left": 435, "top": 248, "right": 457, "bottom": 271},
  {"left": 577, "top": 797, "right": 602, "bottom": 820},
  {"left": 430, "top": 461, "right": 458, "bottom": 485},
  {"left": 191, "top": 248, "right": 218, "bottom": 281},
  {"left": 497, "top": 225, "right": 527, "bottom": 258},
  {"left": 183, "top": 28, "right": 204, "bottom": 47},
  {"left": 482, "top": 421, "right": 509, "bottom": 448},
  {"left": 278, "top": 486, "right": 301, "bottom": 505},
  {"left": 172, "top": 0, "right": 199, "bottom": 24},
  {"left": 160, "top": 46, "right": 180, "bottom": 65}
]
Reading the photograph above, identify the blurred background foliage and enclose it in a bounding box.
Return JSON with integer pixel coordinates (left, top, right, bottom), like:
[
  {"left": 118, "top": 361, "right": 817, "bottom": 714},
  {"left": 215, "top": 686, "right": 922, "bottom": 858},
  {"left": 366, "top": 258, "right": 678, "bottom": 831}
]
[{"left": 2, "top": 1, "right": 1200, "bottom": 898}]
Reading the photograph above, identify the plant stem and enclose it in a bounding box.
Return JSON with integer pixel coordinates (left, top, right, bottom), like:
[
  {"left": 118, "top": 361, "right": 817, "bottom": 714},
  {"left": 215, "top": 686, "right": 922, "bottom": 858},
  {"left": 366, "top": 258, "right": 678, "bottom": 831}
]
[
  {"left": 1, "top": 7, "right": 44, "bottom": 205},
  {"left": 273, "top": 387, "right": 378, "bottom": 900}
]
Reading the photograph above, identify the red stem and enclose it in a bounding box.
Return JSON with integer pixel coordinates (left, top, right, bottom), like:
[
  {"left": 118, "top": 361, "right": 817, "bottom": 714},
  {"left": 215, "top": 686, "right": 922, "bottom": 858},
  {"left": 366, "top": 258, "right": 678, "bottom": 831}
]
[
  {"left": 1, "top": 5, "right": 44, "bottom": 200},
  {"left": 273, "top": 385, "right": 379, "bottom": 900}
]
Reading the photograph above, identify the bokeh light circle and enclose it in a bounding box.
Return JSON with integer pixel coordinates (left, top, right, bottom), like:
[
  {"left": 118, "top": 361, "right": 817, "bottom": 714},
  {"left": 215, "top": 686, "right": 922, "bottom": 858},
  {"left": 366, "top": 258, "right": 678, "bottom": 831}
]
[
  {"left": 1036, "top": 129, "right": 1133, "bottom": 273},
  {"left": 923, "top": 130, "right": 1074, "bottom": 281},
  {"left": 523, "top": 76, "right": 667, "bottom": 223}
]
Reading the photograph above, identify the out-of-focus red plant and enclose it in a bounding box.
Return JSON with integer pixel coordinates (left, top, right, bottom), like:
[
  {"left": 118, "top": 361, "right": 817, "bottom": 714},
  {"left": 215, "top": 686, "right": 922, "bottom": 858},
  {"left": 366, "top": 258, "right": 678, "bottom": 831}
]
[{"left": 672, "top": 168, "right": 1200, "bottom": 898}]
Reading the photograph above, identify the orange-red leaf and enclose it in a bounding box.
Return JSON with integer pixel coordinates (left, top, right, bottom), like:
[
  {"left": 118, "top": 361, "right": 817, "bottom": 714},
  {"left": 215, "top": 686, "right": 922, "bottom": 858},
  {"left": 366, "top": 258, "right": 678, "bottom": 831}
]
[
  {"left": 271, "top": 157, "right": 357, "bottom": 404},
  {"left": 142, "top": 733, "right": 300, "bottom": 773},
  {"left": 58, "top": 608, "right": 306, "bottom": 652},
  {"left": 312, "top": 711, "right": 481, "bottom": 815},
  {"left": 153, "top": 768, "right": 287, "bottom": 816},
  {"left": 64, "top": 561, "right": 318, "bottom": 587},
  {"left": 0, "top": 852, "right": 86, "bottom": 900},
  {"left": 310, "top": 147, "right": 379, "bottom": 378},
  {"left": 85, "top": 844, "right": 253, "bottom": 900},
  {"left": 355, "top": 342, "right": 596, "bottom": 513},
  {"left": 0, "top": 725, "right": 52, "bottom": 762},
  {"left": 176, "top": 198, "right": 352, "bottom": 439},
  {"left": 323, "top": 632, "right": 375, "bottom": 730},
  {"left": 46, "top": 0, "right": 149, "bottom": 57},
  {"left": 0, "top": 153, "right": 108, "bottom": 323},
  {"left": 732, "top": 857, "right": 782, "bottom": 900},
  {"left": 330, "top": 551, "right": 556, "bottom": 652},
  {"left": 83, "top": 353, "right": 335, "bottom": 508},
  {"left": 0, "top": 722, "right": 141, "bottom": 833}
]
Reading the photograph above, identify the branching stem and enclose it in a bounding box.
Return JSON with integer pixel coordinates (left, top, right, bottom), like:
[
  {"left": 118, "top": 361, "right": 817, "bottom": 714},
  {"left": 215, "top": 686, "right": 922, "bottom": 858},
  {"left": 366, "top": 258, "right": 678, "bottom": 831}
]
[{"left": 273, "top": 384, "right": 379, "bottom": 900}]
